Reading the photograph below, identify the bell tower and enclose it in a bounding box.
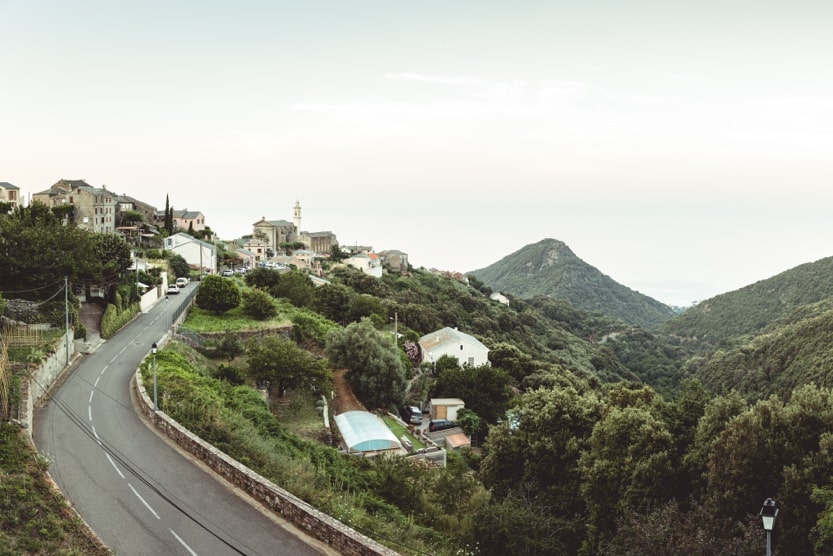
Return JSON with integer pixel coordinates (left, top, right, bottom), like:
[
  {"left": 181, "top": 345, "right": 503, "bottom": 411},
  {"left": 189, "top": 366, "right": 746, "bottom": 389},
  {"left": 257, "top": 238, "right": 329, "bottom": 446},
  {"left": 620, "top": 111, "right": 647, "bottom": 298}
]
[{"left": 293, "top": 200, "right": 301, "bottom": 238}]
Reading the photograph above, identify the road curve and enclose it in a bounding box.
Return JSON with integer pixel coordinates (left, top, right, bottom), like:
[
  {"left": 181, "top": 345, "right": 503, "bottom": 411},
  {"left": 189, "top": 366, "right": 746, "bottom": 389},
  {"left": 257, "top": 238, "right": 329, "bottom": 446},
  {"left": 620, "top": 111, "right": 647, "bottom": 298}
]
[{"left": 34, "top": 292, "right": 331, "bottom": 556}]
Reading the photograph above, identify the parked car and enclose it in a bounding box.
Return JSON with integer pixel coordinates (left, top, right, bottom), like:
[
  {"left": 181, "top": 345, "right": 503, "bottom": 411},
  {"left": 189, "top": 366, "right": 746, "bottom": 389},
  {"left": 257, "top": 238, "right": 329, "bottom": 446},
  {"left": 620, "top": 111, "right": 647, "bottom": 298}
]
[
  {"left": 428, "top": 419, "right": 456, "bottom": 432},
  {"left": 401, "top": 405, "right": 423, "bottom": 425},
  {"left": 175, "top": 277, "right": 189, "bottom": 288},
  {"left": 221, "top": 269, "right": 234, "bottom": 277},
  {"left": 167, "top": 284, "right": 180, "bottom": 295}
]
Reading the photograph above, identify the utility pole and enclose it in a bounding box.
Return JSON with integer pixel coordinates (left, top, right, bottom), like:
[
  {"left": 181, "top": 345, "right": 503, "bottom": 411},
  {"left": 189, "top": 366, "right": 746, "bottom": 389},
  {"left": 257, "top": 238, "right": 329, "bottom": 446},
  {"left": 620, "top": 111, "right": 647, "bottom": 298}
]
[{"left": 64, "top": 276, "right": 70, "bottom": 365}]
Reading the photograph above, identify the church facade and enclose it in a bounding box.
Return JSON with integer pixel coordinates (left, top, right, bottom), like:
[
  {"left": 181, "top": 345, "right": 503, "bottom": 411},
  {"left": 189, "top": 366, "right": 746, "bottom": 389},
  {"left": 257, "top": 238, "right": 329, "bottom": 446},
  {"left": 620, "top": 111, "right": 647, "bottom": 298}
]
[{"left": 252, "top": 201, "right": 337, "bottom": 256}]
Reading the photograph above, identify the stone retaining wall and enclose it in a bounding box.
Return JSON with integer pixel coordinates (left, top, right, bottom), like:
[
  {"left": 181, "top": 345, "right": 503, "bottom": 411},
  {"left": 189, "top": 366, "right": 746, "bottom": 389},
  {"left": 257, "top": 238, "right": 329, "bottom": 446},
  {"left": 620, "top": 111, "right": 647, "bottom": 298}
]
[
  {"left": 19, "top": 330, "right": 74, "bottom": 431},
  {"left": 134, "top": 368, "right": 399, "bottom": 556}
]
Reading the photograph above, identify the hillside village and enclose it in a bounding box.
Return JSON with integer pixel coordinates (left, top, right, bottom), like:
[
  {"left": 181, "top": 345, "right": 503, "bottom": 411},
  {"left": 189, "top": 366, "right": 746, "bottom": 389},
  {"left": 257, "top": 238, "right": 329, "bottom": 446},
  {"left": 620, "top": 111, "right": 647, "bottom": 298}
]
[
  {"left": 3, "top": 178, "right": 485, "bottom": 451},
  {"left": 3, "top": 177, "right": 414, "bottom": 279}
]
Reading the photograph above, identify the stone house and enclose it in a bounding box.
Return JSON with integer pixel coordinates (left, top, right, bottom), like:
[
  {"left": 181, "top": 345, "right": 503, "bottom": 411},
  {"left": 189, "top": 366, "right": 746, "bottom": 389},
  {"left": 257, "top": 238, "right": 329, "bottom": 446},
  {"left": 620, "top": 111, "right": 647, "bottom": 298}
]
[
  {"left": 33, "top": 179, "right": 118, "bottom": 234},
  {"left": 170, "top": 209, "right": 207, "bottom": 234},
  {"left": 234, "top": 247, "right": 257, "bottom": 269},
  {"left": 117, "top": 194, "right": 157, "bottom": 227},
  {"left": 300, "top": 230, "right": 338, "bottom": 255},
  {"left": 378, "top": 249, "right": 409, "bottom": 274},
  {"left": 253, "top": 217, "right": 296, "bottom": 252},
  {"left": 0, "top": 182, "right": 21, "bottom": 209},
  {"left": 418, "top": 327, "right": 490, "bottom": 368},
  {"left": 241, "top": 238, "right": 269, "bottom": 263}
]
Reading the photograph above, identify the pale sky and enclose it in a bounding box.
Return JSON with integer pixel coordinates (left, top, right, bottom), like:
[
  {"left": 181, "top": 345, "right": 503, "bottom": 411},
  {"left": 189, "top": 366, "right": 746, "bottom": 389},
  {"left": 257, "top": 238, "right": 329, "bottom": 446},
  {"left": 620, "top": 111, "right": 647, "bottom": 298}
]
[{"left": 2, "top": 1, "right": 833, "bottom": 307}]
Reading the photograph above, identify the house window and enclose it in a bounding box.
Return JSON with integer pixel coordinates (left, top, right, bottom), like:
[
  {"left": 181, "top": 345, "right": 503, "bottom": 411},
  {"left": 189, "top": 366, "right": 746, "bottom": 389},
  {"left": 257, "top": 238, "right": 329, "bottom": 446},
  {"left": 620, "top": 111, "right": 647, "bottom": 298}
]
[{"left": 468, "top": 357, "right": 475, "bottom": 366}]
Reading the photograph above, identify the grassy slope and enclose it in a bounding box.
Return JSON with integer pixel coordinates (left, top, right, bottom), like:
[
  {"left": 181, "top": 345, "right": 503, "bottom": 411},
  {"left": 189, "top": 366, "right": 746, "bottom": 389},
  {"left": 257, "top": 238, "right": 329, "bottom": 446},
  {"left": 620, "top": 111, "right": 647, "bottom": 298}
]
[{"left": 0, "top": 424, "right": 111, "bottom": 555}]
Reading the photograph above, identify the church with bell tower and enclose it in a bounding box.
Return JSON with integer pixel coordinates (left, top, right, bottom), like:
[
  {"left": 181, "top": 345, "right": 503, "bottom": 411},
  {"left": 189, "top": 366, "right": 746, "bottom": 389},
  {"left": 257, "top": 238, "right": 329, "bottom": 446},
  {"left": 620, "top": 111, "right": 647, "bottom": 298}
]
[{"left": 252, "top": 201, "right": 338, "bottom": 256}]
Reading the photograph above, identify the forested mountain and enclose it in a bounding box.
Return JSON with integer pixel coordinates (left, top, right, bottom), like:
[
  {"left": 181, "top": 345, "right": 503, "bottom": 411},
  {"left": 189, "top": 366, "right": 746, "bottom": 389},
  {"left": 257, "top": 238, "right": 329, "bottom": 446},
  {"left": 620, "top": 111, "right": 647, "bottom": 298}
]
[
  {"left": 684, "top": 306, "right": 833, "bottom": 399},
  {"left": 468, "top": 238, "right": 676, "bottom": 328},
  {"left": 260, "top": 263, "right": 833, "bottom": 554},
  {"left": 659, "top": 255, "right": 833, "bottom": 348},
  {"left": 326, "top": 266, "right": 641, "bottom": 385}
]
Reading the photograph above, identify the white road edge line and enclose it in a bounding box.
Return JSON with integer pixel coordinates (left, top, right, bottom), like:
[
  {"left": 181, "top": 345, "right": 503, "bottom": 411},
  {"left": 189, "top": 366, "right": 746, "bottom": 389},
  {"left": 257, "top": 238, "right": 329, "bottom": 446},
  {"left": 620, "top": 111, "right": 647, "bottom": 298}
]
[
  {"left": 88, "top": 406, "right": 92, "bottom": 421},
  {"left": 105, "top": 452, "right": 124, "bottom": 478},
  {"left": 89, "top": 391, "right": 94, "bottom": 403},
  {"left": 94, "top": 376, "right": 101, "bottom": 388},
  {"left": 100, "top": 365, "right": 108, "bottom": 375},
  {"left": 170, "top": 529, "right": 199, "bottom": 556},
  {"left": 128, "top": 483, "right": 160, "bottom": 520},
  {"left": 92, "top": 426, "right": 100, "bottom": 443}
]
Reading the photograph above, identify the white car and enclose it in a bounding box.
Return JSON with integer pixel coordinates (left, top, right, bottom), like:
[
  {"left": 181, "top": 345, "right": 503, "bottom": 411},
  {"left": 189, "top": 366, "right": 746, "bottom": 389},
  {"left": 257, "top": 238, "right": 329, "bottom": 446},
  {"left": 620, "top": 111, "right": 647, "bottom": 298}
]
[
  {"left": 221, "top": 269, "right": 234, "bottom": 277},
  {"left": 167, "top": 284, "right": 180, "bottom": 295},
  {"left": 176, "top": 277, "right": 189, "bottom": 288}
]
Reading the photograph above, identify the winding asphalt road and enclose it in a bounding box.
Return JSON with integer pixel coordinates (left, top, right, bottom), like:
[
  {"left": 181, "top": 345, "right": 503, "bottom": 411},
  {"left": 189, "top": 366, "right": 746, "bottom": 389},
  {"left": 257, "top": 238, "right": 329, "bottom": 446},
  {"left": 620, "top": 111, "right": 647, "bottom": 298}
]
[{"left": 34, "top": 291, "right": 330, "bottom": 556}]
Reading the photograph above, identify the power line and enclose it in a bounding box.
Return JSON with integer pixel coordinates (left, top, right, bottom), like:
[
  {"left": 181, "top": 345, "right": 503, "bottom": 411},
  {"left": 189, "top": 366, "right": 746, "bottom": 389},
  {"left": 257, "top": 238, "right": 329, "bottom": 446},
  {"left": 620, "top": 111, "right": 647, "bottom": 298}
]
[
  {"left": 0, "top": 278, "right": 65, "bottom": 296},
  {"left": 32, "top": 374, "right": 255, "bottom": 555}
]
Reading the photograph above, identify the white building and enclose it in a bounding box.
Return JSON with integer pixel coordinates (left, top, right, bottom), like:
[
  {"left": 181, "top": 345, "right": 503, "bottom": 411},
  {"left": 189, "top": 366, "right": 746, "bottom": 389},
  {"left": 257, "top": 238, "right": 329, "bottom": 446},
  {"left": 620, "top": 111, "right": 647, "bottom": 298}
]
[
  {"left": 343, "top": 252, "right": 382, "bottom": 278},
  {"left": 164, "top": 232, "right": 217, "bottom": 273},
  {"left": 418, "top": 327, "right": 490, "bottom": 368}
]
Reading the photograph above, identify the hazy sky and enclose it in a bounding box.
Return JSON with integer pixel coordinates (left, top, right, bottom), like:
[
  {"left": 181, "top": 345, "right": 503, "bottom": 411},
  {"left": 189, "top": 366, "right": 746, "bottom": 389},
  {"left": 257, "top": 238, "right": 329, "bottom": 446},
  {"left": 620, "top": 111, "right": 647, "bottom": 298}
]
[{"left": 3, "top": 1, "right": 832, "bottom": 307}]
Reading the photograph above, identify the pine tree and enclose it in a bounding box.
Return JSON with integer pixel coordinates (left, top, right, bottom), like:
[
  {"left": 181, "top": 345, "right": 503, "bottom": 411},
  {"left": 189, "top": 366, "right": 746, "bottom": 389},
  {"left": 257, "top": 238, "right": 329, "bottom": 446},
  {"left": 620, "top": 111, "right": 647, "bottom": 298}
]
[{"left": 164, "top": 195, "right": 173, "bottom": 234}]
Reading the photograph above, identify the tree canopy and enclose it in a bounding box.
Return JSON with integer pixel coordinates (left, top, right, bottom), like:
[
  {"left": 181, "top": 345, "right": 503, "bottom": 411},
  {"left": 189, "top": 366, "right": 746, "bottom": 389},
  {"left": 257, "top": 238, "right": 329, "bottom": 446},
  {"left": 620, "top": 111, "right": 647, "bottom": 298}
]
[
  {"left": 324, "top": 318, "right": 406, "bottom": 409},
  {"left": 247, "top": 335, "right": 331, "bottom": 396},
  {"left": 195, "top": 275, "right": 240, "bottom": 314},
  {"left": 0, "top": 201, "right": 131, "bottom": 296}
]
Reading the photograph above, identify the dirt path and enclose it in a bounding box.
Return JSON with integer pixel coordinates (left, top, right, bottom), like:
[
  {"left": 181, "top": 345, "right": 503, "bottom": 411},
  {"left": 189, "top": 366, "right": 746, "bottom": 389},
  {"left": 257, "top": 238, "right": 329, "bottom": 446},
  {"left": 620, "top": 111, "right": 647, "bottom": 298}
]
[
  {"left": 331, "top": 369, "right": 366, "bottom": 415},
  {"left": 78, "top": 301, "right": 104, "bottom": 341}
]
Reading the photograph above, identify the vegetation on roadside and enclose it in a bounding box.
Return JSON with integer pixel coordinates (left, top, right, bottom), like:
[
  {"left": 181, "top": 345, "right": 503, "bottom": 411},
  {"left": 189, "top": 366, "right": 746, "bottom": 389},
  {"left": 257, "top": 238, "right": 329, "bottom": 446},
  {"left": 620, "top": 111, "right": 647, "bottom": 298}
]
[
  {"left": 141, "top": 341, "right": 478, "bottom": 556},
  {"left": 0, "top": 424, "right": 111, "bottom": 555}
]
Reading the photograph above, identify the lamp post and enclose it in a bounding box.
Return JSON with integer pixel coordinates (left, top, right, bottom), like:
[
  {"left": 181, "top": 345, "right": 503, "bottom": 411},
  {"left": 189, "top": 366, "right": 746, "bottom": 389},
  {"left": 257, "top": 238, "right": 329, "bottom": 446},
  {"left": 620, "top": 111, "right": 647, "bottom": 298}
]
[
  {"left": 760, "top": 497, "right": 778, "bottom": 556},
  {"left": 151, "top": 342, "right": 158, "bottom": 412}
]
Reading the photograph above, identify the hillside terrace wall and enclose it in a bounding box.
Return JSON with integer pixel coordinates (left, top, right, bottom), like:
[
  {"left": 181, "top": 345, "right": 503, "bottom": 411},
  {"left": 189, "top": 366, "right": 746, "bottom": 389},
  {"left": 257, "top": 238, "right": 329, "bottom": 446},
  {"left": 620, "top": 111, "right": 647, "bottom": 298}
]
[
  {"left": 133, "top": 368, "right": 398, "bottom": 556},
  {"left": 19, "top": 330, "right": 75, "bottom": 431}
]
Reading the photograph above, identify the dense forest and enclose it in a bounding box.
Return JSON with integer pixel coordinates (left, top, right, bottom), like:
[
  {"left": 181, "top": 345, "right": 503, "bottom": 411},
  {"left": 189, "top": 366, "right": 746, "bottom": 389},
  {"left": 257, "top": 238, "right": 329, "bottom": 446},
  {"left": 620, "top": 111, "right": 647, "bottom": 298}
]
[{"left": 232, "top": 254, "right": 833, "bottom": 554}]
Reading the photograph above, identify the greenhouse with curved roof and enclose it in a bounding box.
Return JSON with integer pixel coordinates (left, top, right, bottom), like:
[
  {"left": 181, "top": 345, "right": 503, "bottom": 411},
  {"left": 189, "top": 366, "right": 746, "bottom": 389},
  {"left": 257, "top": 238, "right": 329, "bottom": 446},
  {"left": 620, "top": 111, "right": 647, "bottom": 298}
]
[{"left": 333, "top": 411, "right": 403, "bottom": 454}]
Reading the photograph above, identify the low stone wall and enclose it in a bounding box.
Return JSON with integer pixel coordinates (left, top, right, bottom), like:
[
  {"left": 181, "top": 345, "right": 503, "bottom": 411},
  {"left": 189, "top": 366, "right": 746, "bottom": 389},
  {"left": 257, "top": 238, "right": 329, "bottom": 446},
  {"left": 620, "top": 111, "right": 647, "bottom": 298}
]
[{"left": 134, "top": 369, "right": 399, "bottom": 556}]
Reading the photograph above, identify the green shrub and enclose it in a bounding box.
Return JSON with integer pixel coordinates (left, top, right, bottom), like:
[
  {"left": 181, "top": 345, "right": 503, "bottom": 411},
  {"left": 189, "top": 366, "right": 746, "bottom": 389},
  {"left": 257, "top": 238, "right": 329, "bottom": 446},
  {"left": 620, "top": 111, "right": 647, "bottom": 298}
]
[
  {"left": 196, "top": 275, "right": 241, "bottom": 315},
  {"left": 100, "top": 302, "right": 140, "bottom": 339},
  {"left": 215, "top": 364, "right": 246, "bottom": 385},
  {"left": 242, "top": 289, "right": 278, "bottom": 320},
  {"left": 288, "top": 310, "right": 338, "bottom": 346}
]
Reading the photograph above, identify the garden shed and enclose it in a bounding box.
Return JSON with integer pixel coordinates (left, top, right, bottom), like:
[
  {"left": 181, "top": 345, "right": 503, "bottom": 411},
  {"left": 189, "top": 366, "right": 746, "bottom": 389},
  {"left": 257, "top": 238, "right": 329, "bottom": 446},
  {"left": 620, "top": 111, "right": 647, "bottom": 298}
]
[
  {"left": 334, "top": 411, "right": 403, "bottom": 454},
  {"left": 429, "top": 398, "right": 466, "bottom": 421}
]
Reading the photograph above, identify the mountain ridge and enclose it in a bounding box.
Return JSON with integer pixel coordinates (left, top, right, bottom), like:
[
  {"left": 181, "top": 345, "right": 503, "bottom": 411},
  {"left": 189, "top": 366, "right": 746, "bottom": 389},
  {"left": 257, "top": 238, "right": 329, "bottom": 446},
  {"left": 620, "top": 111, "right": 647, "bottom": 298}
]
[{"left": 468, "top": 238, "right": 676, "bottom": 328}]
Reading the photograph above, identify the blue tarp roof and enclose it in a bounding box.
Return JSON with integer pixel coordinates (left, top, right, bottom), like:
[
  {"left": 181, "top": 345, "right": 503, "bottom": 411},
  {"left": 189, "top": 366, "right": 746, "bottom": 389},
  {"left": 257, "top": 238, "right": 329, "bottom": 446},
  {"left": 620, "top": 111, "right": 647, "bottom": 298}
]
[{"left": 333, "top": 411, "right": 402, "bottom": 452}]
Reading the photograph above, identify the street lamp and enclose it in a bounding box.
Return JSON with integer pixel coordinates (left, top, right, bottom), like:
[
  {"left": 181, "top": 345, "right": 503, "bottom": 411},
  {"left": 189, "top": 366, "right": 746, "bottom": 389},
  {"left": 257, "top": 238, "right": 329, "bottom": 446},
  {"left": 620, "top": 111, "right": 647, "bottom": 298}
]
[
  {"left": 151, "top": 342, "right": 158, "bottom": 412},
  {"left": 760, "top": 497, "right": 778, "bottom": 556}
]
